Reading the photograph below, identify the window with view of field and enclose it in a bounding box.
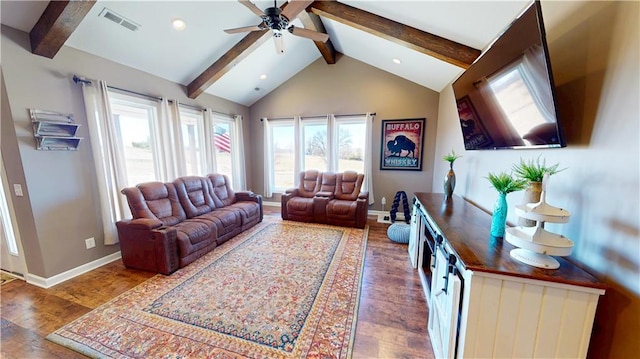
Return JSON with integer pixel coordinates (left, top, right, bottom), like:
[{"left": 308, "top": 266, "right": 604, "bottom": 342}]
[
  {"left": 266, "top": 115, "right": 367, "bottom": 194},
  {"left": 109, "top": 95, "right": 160, "bottom": 186},
  {"left": 179, "top": 108, "right": 206, "bottom": 176},
  {"left": 107, "top": 92, "right": 244, "bottom": 189},
  {"left": 270, "top": 122, "right": 295, "bottom": 191}
]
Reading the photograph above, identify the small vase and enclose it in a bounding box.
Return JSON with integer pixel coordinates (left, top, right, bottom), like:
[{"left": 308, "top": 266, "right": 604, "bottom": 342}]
[
  {"left": 490, "top": 193, "right": 508, "bottom": 238},
  {"left": 517, "top": 181, "right": 542, "bottom": 227},
  {"left": 444, "top": 163, "right": 456, "bottom": 198}
]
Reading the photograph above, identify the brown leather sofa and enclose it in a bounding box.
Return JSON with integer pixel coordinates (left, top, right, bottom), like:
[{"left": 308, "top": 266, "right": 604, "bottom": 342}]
[
  {"left": 116, "top": 173, "right": 262, "bottom": 274},
  {"left": 281, "top": 170, "right": 368, "bottom": 228}
]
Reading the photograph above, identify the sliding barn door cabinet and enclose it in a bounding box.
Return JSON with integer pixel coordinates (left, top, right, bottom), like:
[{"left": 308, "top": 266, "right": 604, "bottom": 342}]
[{"left": 409, "top": 193, "right": 605, "bottom": 359}]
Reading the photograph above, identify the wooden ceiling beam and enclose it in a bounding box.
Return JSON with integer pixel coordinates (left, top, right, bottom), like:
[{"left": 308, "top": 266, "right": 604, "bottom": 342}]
[
  {"left": 187, "top": 0, "right": 332, "bottom": 98},
  {"left": 29, "top": 0, "right": 96, "bottom": 59},
  {"left": 310, "top": 1, "right": 480, "bottom": 69},
  {"left": 187, "top": 30, "right": 270, "bottom": 99},
  {"left": 297, "top": 11, "right": 337, "bottom": 64}
]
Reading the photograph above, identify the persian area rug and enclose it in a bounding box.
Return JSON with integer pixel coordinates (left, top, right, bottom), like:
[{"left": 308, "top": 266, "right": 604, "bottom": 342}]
[{"left": 47, "top": 219, "right": 369, "bottom": 359}]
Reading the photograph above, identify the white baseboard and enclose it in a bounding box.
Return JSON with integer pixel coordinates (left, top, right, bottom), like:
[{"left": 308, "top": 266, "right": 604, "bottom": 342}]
[
  {"left": 25, "top": 251, "right": 122, "bottom": 289},
  {"left": 265, "top": 205, "right": 406, "bottom": 222}
]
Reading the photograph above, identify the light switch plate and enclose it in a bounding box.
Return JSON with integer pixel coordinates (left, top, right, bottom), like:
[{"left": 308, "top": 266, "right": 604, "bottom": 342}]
[{"left": 13, "top": 184, "right": 23, "bottom": 197}]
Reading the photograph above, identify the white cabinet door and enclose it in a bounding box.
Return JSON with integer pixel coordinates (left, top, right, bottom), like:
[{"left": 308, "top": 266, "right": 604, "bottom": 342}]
[
  {"left": 428, "top": 248, "right": 462, "bottom": 359},
  {"left": 408, "top": 205, "right": 421, "bottom": 268}
]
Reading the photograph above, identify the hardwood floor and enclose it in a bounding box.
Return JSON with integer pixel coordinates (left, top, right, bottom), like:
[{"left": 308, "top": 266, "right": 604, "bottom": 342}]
[{"left": 0, "top": 206, "right": 433, "bottom": 358}]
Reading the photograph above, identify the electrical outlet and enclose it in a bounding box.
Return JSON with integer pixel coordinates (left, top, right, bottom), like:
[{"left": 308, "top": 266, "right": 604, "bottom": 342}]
[
  {"left": 13, "top": 184, "right": 23, "bottom": 197},
  {"left": 85, "top": 237, "right": 96, "bottom": 249}
]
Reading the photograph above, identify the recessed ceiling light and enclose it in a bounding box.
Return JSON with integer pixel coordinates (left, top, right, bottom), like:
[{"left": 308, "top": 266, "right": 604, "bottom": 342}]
[
  {"left": 393, "top": 58, "right": 402, "bottom": 64},
  {"left": 260, "top": 74, "right": 267, "bottom": 80},
  {"left": 172, "top": 18, "right": 186, "bottom": 31}
]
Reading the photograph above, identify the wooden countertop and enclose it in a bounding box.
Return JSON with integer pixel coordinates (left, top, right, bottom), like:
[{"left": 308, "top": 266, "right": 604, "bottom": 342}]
[{"left": 414, "top": 192, "right": 606, "bottom": 290}]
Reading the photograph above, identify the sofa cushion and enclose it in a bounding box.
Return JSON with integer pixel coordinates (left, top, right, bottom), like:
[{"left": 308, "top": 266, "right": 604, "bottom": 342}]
[
  {"left": 199, "top": 208, "right": 242, "bottom": 245},
  {"left": 226, "top": 202, "right": 261, "bottom": 226},
  {"left": 122, "top": 182, "right": 186, "bottom": 226},
  {"left": 172, "top": 220, "right": 217, "bottom": 268},
  {"left": 287, "top": 197, "right": 315, "bottom": 216},
  {"left": 174, "top": 176, "right": 215, "bottom": 218},
  {"left": 173, "top": 219, "right": 214, "bottom": 246},
  {"left": 320, "top": 172, "right": 337, "bottom": 193},
  {"left": 298, "top": 170, "right": 322, "bottom": 198},
  {"left": 335, "top": 171, "right": 363, "bottom": 201},
  {"left": 207, "top": 174, "right": 237, "bottom": 207}
]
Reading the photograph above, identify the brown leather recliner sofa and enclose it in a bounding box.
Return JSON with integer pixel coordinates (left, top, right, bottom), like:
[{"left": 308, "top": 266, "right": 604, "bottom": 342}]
[
  {"left": 281, "top": 170, "right": 368, "bottom": 228},
  {"left": 116, "top": 173, "right": 262, "bottom": 274}
]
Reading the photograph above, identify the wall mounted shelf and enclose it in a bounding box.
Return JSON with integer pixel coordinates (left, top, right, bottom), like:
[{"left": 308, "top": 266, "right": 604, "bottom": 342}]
[{"left": 29, "top": 109, "right": 82, "bottom": 151}]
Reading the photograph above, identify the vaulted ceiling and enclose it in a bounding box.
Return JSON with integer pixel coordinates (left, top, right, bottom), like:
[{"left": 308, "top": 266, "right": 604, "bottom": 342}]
[{"left": 1, "top": 0, "right": 532, "bottom": 106}]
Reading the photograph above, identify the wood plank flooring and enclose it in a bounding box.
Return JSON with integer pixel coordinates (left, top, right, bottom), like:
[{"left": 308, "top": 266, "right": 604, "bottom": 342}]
[{"left": 0, "top": 206, "right": 434, "bottom": 358}]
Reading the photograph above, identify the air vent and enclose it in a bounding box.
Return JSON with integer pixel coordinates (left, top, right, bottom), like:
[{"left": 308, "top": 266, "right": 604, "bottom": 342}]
[{"left": 99, "top": 8, "right": 141, "bottom": 31}]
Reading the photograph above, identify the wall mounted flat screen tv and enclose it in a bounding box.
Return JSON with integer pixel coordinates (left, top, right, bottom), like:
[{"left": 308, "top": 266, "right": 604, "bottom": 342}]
[{"left": 452, "top": 1, "right": 566, "bottom": 150}]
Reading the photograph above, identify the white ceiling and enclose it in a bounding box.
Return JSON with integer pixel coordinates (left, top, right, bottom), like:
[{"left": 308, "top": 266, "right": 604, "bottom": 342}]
[{"left": 1, "top": 0, "right": 533, "bottom": 106}]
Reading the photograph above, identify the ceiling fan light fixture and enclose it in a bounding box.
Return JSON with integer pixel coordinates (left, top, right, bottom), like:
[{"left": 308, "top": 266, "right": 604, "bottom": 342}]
[
  {"left": 172, "top": 18, "right": 186, "bottom": 31},
  {"left": 273, "top": 31, "right": 284, "bottom": 54}
]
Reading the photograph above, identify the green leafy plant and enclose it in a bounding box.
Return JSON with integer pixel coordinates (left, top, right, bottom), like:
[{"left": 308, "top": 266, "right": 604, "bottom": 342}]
[
  {"left": 486, "top": 171, "right": 528, "bottom": 195},
  {"left": 442, "top": 149, "right": 462, "bottom": 164},
  {"left": 512, "top": 156, "right": 565, "bottom": 182}
]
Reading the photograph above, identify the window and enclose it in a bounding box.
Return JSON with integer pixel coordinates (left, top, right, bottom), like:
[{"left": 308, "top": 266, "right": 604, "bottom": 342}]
[
  {"left": 269, "top": 120, "right": 296, "bottom": 192},
  {"left": 109, "top": 93, "right": 161, "bottom": 186},
  {"left": 488, "top": 60, "right": 550, "bottom": 142},
  {"left": 335, "top": 117, "right": 365, "bottom": 173},
  {"left": 211, "top": 113, "right": 245, "bottom": 188},
  {"left": 265, "top": 114, "right": 368, "bottom": 194},
  {"left": 302, "top": 117, "right": 328, "bottom": 172},
  {"left": 179, "top": 108, "right": 206, "bottom": 176}
]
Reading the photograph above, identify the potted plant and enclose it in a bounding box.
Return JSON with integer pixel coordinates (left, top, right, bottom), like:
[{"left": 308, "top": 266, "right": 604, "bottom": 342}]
[
  {"left": 443, "top": 149, "right": 462, "bottom": 198},
  {"left": 512, "top": 156, "right": 565, "bottom": 226},
  {"left": 486, "top": 171, "right": 528, "bottom": 237}
]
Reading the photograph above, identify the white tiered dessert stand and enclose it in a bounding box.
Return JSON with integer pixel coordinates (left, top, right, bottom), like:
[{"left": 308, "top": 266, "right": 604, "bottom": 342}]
[{"left": 505, "top": 175, "right": 573, "bottom": 269}]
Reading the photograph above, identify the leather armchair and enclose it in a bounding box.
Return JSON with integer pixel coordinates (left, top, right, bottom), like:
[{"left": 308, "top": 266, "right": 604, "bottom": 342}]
[
  {"left": 281, "top": 169, "right": 322, "bottom": 223},
  {"left": 324, "top": 171, "right": 368, "bottom": 229}
]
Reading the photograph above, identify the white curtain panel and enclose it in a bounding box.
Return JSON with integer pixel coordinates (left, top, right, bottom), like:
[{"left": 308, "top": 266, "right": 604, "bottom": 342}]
[
  {"left": 364, "top": 112, "right": 375, "bottom": 205},
  {"left": 233, "top": 115, "right": 247, "bottom": 190},
  {"left": 327, "top": 115, "right": 337, "bottom": 172},
  {"left": 262, "top": 118, "right": 273, "bottom": 198},
  {"left": 522, "top": 45, "right": 555, "bottom": 121},
  {"left": 293, "top": 116, "right": 301, "bottom": 186},
  {"left": 158, "top": 98, "right": 186, "bottom": 180},
  {"left": 80, "top": 79, "right": 129, "bottom": 245}
]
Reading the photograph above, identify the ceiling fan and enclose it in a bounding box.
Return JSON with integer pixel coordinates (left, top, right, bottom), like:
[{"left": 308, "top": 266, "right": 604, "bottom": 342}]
[{"left": 224, "top": 0, "right": 329, "bottom": 54}]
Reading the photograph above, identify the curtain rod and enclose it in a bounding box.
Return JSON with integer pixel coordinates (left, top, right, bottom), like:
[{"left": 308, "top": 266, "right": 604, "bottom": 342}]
[
  {"left": 73, "top": 75, "right": 236, "bottom": 117},
  {"left": 260, "top": 112, "right": 375, "bottom": 121}
]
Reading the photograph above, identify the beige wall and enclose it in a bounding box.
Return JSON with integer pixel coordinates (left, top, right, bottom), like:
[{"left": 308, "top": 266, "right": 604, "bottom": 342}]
[
  {"left": 0, "top": 25, "right": 250, "bottom": 278},
  {"left": 248, "top": 55, "right": 440, "bottom": 207},
  {"left": 433, "top": 2, "right": 639, "bottom": 358}
]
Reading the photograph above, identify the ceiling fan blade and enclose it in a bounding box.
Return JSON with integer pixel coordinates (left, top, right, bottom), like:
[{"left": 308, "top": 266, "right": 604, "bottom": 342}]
[
  {"left": 273, "top": 32, "right": 285, "bottom": 54},
  {"left": 224, "top": 25, "right": 264, "bottom": 34},
  {"left": 238, "top": 0, "right": 264, "bottom": 17},
  {"left": 289, "top": 26, "right": 329, "bottom": 43},
  {"left": 281, "top": 0, "right": 313, "bottom": 21}
]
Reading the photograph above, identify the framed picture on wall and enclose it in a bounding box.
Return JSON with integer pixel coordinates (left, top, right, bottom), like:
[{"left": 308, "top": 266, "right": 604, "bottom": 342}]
[{"left": 380, "top": 118, "right": 425, "bottom": 171}]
